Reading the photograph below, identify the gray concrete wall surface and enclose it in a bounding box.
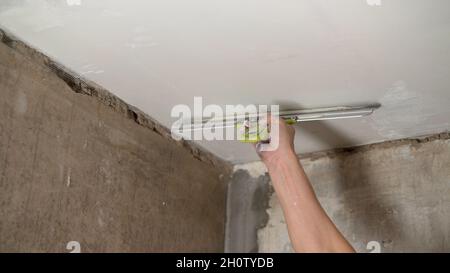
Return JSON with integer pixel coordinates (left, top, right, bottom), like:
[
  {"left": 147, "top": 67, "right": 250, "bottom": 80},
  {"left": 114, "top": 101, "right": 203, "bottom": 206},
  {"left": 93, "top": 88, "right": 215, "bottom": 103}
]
[
  {"left": 228, "top": 134, "right": 450, "bottom": 253},
  {"left": 0, "top": 29, "right": 231, "bottom": 252}
]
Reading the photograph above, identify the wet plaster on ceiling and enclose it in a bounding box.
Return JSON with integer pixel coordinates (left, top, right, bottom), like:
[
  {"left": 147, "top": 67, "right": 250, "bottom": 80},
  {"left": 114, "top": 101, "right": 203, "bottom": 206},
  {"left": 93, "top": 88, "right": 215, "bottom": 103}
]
[{"left": 1, "top": 0, "right": 449, "bottom": 163}]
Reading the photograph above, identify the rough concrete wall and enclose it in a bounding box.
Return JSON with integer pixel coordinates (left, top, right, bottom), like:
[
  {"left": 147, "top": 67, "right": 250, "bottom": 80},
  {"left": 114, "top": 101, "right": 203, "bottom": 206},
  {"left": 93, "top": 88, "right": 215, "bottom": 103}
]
[
  {"left": 228, "top": 135, "right": 450, "bottom": 253},
  {"left": 0, "top": 29, "right": 230, "bottom": 252}
]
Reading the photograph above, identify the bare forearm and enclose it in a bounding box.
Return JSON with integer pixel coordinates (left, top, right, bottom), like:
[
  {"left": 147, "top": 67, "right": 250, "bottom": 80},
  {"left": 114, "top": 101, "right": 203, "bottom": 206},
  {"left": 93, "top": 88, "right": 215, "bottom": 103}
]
[{"left": 266, "top": 151, "right": 355, "bottom": 253}]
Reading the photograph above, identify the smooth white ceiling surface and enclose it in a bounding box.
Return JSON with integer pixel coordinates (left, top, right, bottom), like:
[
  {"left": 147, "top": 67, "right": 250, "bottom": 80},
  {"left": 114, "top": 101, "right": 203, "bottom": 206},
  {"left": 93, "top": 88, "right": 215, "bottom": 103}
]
[{"left": 1, "top": 0, "right": 450, "bottom": 163}]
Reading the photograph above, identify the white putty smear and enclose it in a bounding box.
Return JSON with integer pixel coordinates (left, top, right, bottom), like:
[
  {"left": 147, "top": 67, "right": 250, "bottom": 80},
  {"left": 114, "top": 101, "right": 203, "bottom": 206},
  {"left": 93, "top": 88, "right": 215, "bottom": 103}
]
[
  {"left": 371, "top": 80, "right": 450, "bottom": 139},
  {"left": 233, "top": 161, "right": 267, "bottom": 178}
]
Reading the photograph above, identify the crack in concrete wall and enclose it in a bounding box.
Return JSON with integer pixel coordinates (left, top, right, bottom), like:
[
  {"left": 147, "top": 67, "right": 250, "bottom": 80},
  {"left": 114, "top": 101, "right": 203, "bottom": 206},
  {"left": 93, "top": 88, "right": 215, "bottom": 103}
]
[
  {"left": 0, "top": 29, "right": 230, "bottom": 252},
  {"left": 299, "top": 132, "right": 450, "bottom": 162},
  {"left": 0, "top": 28, "right": 231, "bottom": 174},
  {"left": 225, "top": 170, "right": 272, "bottom": 253}
]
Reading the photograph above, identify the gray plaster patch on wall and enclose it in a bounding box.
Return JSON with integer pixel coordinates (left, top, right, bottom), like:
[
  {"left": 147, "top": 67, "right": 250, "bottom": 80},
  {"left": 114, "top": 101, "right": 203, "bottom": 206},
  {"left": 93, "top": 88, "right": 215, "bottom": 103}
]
[{"left": 225, "top": 170, "right": 272, "bottom": 253}]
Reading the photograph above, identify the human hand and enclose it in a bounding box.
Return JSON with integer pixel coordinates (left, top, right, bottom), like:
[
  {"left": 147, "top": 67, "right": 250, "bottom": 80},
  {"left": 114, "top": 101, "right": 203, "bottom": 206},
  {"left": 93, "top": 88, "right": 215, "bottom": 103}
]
[{"left": 254, "top": 115, "right": 296, "bottom": 167}]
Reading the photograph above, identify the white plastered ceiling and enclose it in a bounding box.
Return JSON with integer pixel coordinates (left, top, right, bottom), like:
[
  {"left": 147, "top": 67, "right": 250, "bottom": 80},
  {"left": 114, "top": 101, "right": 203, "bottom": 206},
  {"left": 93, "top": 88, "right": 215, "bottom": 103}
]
[{"left": 1, "top": 0, "right": 449, "bottom": 163}]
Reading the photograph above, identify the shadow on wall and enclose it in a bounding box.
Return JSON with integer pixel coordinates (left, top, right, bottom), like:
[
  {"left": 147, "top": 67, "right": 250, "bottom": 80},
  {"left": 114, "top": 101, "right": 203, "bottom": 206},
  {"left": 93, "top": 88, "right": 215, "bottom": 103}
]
[
  {"left": 300, "top": 120, "right": 402, "bottom": 252},
  {"left": 300, "top": 121, "right": 449, "bottom": 252}
]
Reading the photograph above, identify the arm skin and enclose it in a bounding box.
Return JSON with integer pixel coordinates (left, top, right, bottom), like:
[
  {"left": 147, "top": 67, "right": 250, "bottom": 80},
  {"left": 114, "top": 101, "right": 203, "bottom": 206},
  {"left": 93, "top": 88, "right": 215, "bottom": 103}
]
[{"left": 255, "top": 117, "right": 355, "bottom": 253}]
